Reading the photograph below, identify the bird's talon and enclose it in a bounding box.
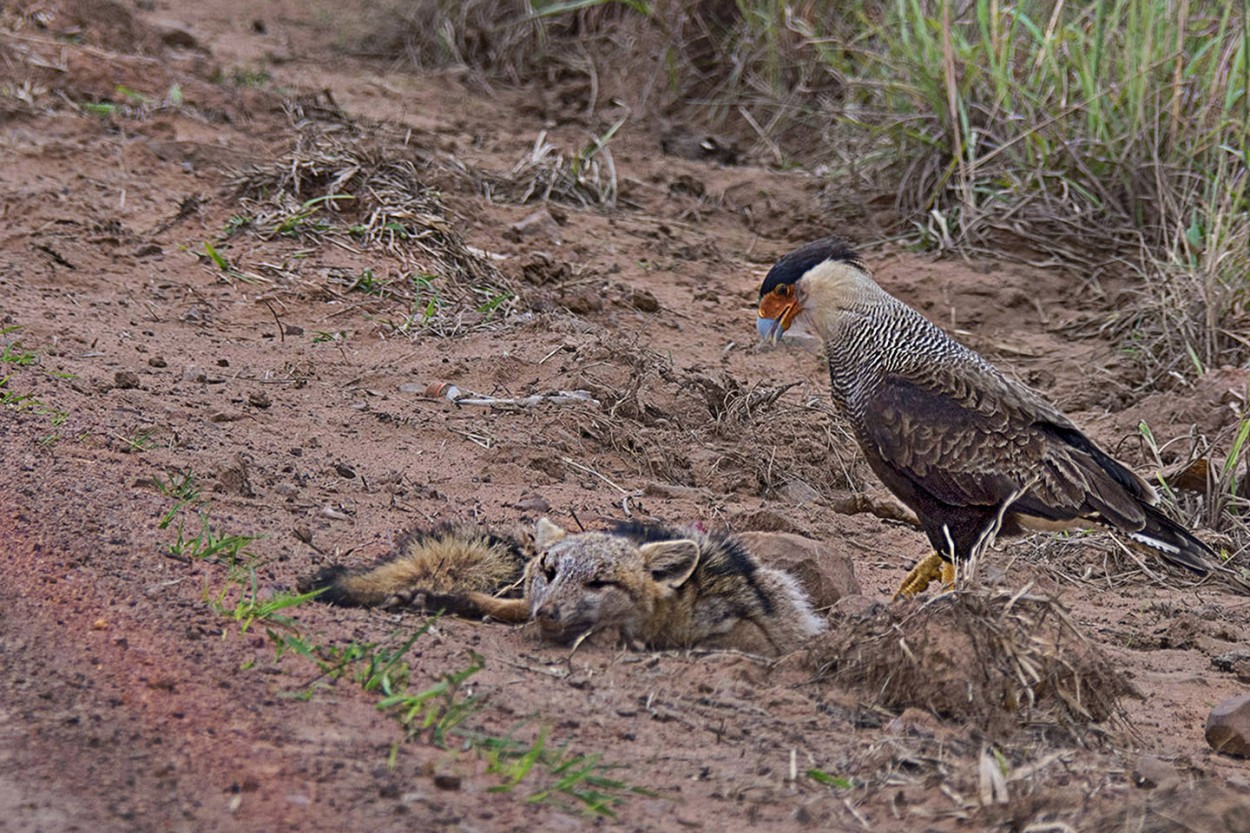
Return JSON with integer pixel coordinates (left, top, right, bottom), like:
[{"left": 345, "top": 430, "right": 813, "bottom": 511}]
[{"left": 894, "top": 552, "right": 951, "bottom": 598}]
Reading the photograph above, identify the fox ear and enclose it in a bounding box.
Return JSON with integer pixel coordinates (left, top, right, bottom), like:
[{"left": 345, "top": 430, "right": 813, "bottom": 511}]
[
  {"left": 535, "top": 518, "right": 568, "bottom": 549},
  {"left": 640, "top": 539, "right": 700, "bottom": 591}
]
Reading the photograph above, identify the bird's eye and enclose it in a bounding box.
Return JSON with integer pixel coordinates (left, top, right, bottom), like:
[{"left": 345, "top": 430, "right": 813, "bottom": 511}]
[
  {"left": 775, "top": 285, "right": 792, "bottom": 298},
  {"left": 585, "top": 579, "right": 616, "bottom": 590}
]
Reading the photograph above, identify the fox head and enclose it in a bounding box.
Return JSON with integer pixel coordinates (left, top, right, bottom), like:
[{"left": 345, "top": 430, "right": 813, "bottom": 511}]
[{"left": 525, "top": 518, "right": 700, "bottom": 644}]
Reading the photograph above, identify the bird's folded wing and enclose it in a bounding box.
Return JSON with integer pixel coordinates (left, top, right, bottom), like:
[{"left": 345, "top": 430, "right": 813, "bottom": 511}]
[{"left": 862, "top": 369, "right": 1139, "bottom": 525}]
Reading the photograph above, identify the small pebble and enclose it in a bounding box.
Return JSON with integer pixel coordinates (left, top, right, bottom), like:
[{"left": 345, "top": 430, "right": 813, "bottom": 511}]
[{"left": 432, "top": 774, "right": 461, "bottom": 791}]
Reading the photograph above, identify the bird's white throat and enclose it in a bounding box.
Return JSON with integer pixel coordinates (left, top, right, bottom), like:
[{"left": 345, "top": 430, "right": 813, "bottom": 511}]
[{"left": 798, "top": 260, "right": 893, "bottom": 340}]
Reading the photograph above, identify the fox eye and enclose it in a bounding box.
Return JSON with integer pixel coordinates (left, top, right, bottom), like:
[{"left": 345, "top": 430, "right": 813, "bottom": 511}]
[
  {"left": 542, "top": 561, "right": 557, "bottom": 582},
  {"left": 584, "top": 579, "right": 616, "bottom": 590}
]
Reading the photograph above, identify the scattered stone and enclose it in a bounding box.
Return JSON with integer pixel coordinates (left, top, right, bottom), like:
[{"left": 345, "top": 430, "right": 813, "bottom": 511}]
[
  {"left": 736, "top": 531, "right": 860, "bottom": 610},
  {"left": 659, "top": 127, "right": 740, "bottom": 165},
  {"left": 151, "top": 18, "right": 201, "bottom": 50},
  {"left": 1206, "top": 693, "right": 1250, "bottom": 757},
  {"left": 134, "top": 243, "right": 163, "bottom": 258},
  {"left": 334, "top": 462, "right": 356, "bottom": 479},
  {"left": 513, "top": 493, "right": 551, "bottom": 513},
  {"left": 1131, "top": 755, "right": 1181, "bottom": 790},
  {"left": 831, "top": 594, "right": 883, "bottom": 620},
  {"left": 885, "top": 707, "right": 942, "bottom": 738},
  {"left": 727, "top": 507, "right": 810, "bottom": 536},
  {"left": 113, "top": 370, "right": 140, "bottom": 389},
  {"left": 431, "top": 773, "right": 461, "bottom": 791},
  {"left": 182, "top": 365, "right": 206, "bottom": 383},
  {"left": 248, "top": 390, "right": 271, "bottom": 409},
  {"left": 561, "top": 289, "right": 603, "bottom": 315},
  {"left": 627, "top": 288, "right": 660, "bottom": 313},
  {"left": 779, "top": 478, "right": 820, "bottom": 506},
  {"left": 148, "top": 356, "right": 167, "bottom": 368},
  {"left": 209, "top": 411, "right": 242, "bottom": 423},
  {"left": 1213, "top": 650, "right": 1250, "bottom": 684},
  {"left": 519, "top": 252, "right": 571, "bottom": 286},
  {"left": 215, "top": 454, "right": 254, "bottom": 497},
  {"left": 668, "top": 173, "right": 706, "bottom": 198},
  {"left": 284, "top": 324, "right": 304, "bottom": 336},
  {"left": 506, "top": 208, "right": 561, "bottom": 242}
]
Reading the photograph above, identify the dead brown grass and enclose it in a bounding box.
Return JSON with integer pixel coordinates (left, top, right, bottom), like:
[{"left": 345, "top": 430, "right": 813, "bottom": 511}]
[
  {"left": 345, "top": 1, "right": 848, "bottom": 164},
  {"left": 812, "top": 587, "right": 1135, "bottom": 747},
  {"left": 229, "top": 106, "right": 519, "bottom": 333},
  {"left": 449, "top": 129, "right": 619, "bottom": 209}
]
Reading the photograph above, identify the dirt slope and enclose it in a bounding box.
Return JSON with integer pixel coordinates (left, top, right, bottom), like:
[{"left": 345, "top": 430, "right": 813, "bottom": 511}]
[{"left": 2, "top": 2, "right": 1248, "bottom": 831}]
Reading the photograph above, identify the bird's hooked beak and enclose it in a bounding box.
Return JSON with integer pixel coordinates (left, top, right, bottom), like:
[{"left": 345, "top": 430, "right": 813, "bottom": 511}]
[{"left": 757, "top": 284, "right": 802, "bottom": 344}]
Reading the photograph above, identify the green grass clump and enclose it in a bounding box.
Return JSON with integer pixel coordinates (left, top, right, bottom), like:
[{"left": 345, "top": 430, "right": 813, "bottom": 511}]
[
  {"left": 481, "top": 727, "right": 655, "bottom": 817},
  {"left": 787, "top": 0, "right": 1250, "bottom": 380}
]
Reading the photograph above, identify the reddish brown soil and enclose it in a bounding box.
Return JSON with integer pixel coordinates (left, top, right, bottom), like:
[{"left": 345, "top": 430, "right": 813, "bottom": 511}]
[{"left": 2, "top": 3, "right": 1249, "bottom": 831}]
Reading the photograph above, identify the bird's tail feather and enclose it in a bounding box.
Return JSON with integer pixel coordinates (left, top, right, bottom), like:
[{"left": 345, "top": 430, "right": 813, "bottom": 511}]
[{"left": 1130, "top": 504, "right": 1214, "bottom": 575}]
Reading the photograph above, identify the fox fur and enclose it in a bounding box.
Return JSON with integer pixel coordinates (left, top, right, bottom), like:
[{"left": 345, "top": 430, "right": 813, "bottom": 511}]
[
  {"left": 299, "top": 525, "right": 530, "bottom": 608},
  {"left": 301, "top": 519, "right": 827, "bottom": 656}
]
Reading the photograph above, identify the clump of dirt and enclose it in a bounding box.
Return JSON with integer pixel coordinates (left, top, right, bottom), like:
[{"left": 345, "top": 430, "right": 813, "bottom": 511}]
[{"left": 813, "top": 588, "right": 1135, "bottom": 745}]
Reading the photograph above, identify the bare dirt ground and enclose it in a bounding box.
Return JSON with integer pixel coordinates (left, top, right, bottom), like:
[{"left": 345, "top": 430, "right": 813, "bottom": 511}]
[{"left": 2, "top": 2, "right": 1250, "bottom": 831}]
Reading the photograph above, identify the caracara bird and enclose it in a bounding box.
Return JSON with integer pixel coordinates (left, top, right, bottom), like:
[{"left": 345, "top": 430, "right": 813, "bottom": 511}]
[{"left": 756, "top": 237, "right": 1217, "bottom": 596}]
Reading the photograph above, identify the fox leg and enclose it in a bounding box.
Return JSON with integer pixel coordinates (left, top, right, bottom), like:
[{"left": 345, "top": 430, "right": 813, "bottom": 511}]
[{"left": 414, "top": 590, "right": 531, "bottom": 624}]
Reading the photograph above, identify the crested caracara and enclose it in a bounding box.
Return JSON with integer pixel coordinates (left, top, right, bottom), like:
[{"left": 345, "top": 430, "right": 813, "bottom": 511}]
[{"left": 756, "top": 237, "right": 1216, "bottom": 595}]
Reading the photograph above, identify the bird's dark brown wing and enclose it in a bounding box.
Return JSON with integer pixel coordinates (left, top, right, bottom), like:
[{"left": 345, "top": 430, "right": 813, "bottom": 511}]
[{"left": 861, "top": 367, "right": 1151, "bottom": 529}]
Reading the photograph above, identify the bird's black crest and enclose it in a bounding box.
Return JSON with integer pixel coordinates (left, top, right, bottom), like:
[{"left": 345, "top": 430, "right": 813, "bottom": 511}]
[{"left": 759, "top": 237, "right": 863, "bottom": 297}]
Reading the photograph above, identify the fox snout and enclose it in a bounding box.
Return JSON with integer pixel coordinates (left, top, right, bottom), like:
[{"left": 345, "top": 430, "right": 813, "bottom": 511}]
[
  {"left": 535, "top": 599, "right": 562, "bottom": 625},
  {"left": 533, "top": 599, "right": 582, "bottom": 641}
]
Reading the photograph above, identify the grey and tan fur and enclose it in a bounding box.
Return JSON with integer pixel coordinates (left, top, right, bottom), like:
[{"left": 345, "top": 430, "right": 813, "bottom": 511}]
[
  {"left": 302, "top": 519, "right": 826, "bottom": 656},
  {"left": 301, "top": 525, "right": 530, "bottom": 608}
]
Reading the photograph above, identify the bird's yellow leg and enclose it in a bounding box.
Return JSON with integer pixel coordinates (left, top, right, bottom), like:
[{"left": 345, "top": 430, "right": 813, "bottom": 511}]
[{"left": 894, "top": 552, "right": 956, "bottom": 598}]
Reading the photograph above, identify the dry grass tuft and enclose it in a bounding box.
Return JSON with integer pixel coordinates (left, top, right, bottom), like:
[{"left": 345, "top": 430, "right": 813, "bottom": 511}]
[
  {"left": 347, "top": 1, "right": 847, "bottom": 163},
  {"left": 1015, "top": 532, "right": 1184, "bottom": 591},
  {"left": 450, "top": 129, "right": 619, "bottom": 209},
  {"left": 230, "top": 107, "right": 518, "bottom": 333},
  {"left": 812, "top": 587, "right": 1134, "bottom": 746}
]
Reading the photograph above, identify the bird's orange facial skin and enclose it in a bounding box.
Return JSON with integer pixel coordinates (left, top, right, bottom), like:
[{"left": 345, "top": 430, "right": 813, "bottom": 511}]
[{"left": 757, "top": 285, "right": 802, "bottom": 334}]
